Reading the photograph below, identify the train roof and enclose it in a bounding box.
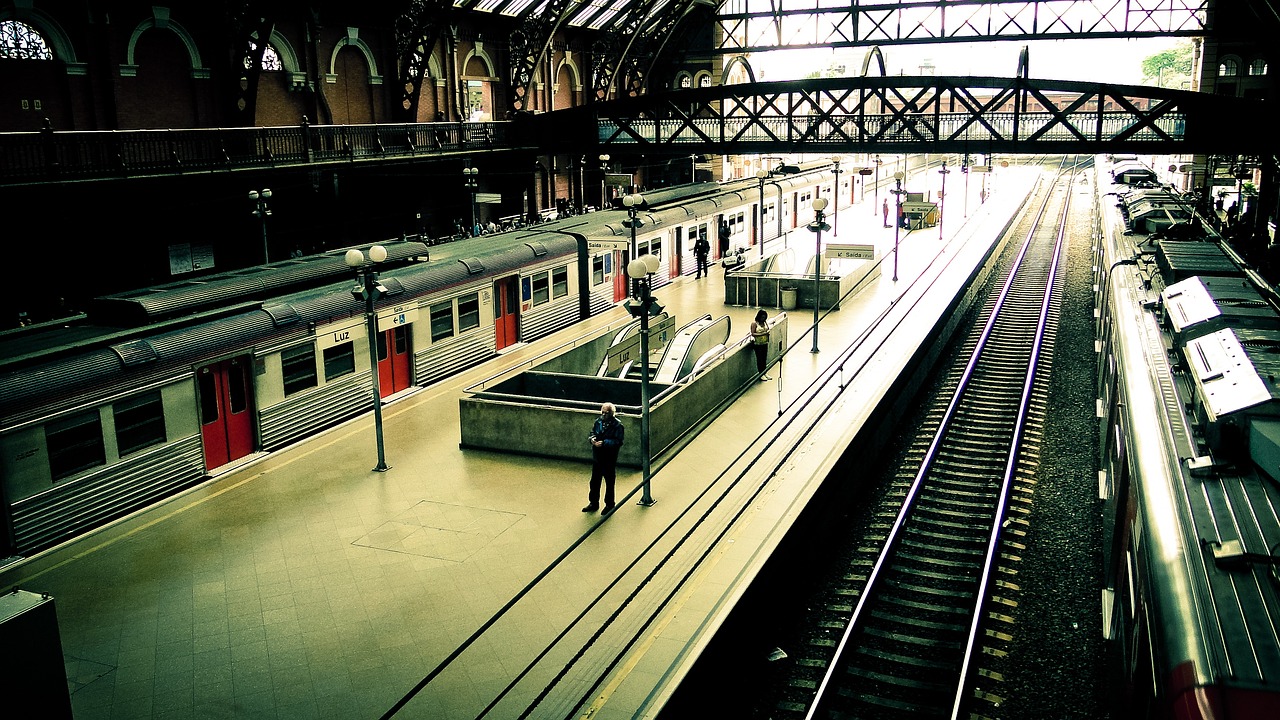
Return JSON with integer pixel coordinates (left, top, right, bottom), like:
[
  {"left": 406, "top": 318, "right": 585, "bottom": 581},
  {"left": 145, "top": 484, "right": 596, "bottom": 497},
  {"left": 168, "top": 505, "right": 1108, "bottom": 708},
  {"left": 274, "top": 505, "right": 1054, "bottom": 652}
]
[{"left": 87, "top": 239, "right": 430, "bottom": 326}]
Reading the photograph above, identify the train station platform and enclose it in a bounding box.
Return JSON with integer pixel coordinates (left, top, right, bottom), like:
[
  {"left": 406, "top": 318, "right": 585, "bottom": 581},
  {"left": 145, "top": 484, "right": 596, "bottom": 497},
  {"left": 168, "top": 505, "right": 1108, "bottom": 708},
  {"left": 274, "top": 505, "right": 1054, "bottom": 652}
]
[{"left": 0, "top": 165, "right": 1037, "bottom": 719}]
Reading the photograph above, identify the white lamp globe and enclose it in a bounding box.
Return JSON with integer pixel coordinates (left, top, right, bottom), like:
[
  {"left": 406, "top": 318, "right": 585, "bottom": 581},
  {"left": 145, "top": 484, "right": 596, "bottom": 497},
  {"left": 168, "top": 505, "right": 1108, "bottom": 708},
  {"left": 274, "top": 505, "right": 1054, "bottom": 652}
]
[
  {"left": 627, "top": 258, "right": 648, "bottom": 278},
  {"left": 344, "top": 249, "right": 365, "bottom": 267},
  {"left": 641, "top": 254, "right": 661, "bottom": 274},
  {"left": 812, "top": 197, "right": 829, "bottom": 212},
  {"left": 369, "top": 244, "right": 388, "bottom": 263}
]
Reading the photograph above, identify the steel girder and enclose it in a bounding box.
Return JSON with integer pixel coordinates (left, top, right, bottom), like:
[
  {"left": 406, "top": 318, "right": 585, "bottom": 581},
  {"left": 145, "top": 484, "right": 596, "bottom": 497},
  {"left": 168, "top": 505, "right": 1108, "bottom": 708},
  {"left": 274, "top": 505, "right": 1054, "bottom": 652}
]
[
  {"left": 230, "top": 5, "right": 277, "bottom": 124},
  {"left": 507, "top": 0, "right": 580, "bottom": 114},
  {"left": 591, "top": 1, "right": 701, "bottom": 102},
  {"left": 518, "top": 75, "right": 1269, "bottom": 156},
  {"left": 395, "top": 0, "right": 451, "bottom": 122},
  {"left": 715, "top": 0, "right": 1209, "bottom": 54}
]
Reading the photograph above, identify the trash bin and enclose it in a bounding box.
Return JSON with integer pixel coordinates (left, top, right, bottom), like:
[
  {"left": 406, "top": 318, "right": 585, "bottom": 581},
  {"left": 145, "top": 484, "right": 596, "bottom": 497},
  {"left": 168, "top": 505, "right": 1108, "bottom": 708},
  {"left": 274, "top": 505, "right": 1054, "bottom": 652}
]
[{"left": 780, "top": 287, "right": 798, "bottom": 310}]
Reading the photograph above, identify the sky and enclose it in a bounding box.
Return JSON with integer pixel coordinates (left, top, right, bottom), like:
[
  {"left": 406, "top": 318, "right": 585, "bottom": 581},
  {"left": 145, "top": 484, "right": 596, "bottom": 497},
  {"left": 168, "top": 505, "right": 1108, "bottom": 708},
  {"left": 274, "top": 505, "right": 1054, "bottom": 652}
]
[{"left": 753, "top": 37, "right": 1185, "bottom": 85}]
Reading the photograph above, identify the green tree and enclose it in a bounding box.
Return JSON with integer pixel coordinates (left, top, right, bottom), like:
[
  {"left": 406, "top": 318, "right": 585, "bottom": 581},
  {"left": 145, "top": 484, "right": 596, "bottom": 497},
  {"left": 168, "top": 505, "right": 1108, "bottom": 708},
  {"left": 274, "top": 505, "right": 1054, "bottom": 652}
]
[{"left": 1142, "top": 41, "right": 1195, "bottom": 87}]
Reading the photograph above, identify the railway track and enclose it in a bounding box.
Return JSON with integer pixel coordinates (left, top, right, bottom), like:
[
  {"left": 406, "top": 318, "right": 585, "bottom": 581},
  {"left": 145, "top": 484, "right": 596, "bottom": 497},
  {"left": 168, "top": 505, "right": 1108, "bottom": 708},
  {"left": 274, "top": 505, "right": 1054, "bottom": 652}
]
[{"left": 781, "top": 160, "right": 1077, "bottom": 720}]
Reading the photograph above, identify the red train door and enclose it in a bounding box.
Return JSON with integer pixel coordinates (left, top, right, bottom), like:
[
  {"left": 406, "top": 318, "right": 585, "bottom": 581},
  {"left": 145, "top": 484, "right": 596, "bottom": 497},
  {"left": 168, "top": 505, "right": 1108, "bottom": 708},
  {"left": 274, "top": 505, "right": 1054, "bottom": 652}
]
[
  {"left": 494, "top": 276, "right": 519, "bottom": 350},
  {"left": 613, "top": 249, "right": 629, "bottom": 302},
  {"left": 198, "top": 356, "right": 255, "bottom": 470},
  {"left": 376, "top": 325, "right": 412, "bottom": 397}
]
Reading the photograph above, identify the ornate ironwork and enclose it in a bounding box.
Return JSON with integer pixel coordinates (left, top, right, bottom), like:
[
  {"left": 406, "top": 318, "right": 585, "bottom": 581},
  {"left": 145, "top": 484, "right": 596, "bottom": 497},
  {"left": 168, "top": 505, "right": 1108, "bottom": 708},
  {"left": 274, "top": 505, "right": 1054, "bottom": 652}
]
[
  {"left": 533, "top": 75, "right": 1266, "bottom": 156},
  {"left": 395, "top": 0, "right": 449, "bottom": 122},
  {"left": 507, "top": 0, "right": 579, "bottom": 114},
  {"left": 716, "top": 0, "right": 1209, "bottom": 54},
  {"left": 229, "top": 3, "right": 276, "bottom": 124}
]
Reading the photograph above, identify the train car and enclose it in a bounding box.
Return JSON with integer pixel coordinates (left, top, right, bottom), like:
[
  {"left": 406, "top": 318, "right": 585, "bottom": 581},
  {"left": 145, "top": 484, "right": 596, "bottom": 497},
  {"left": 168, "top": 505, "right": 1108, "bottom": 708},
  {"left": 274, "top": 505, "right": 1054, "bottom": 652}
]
[
  {"left": 1094, "top": 155, "right": 1280, "bottom": 718},
  {"left": 0, "top": 162, "right": 859, "bottom": 557}
]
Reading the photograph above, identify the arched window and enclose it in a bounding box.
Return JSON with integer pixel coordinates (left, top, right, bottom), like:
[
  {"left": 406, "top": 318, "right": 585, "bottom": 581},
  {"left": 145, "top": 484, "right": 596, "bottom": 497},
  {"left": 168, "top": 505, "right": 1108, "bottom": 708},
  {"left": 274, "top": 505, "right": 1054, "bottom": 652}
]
[
  {"left": 0, "top": 19, "right": 53, "bottom": 60},
  {"left": 680, "top": 75, "right": 692, "bottom": 88},
  {"left": 1248, "top": 58, "right": 1268, "bottom": 76},
  {"left": 1218, "top": 58, "right": 1239, "bottom": 77},
  {"left": 698, "top": 75, "right": 711, "bottom": 88},
  {"left": 245, "top": 39, "right": 282, "bottom": 71}
]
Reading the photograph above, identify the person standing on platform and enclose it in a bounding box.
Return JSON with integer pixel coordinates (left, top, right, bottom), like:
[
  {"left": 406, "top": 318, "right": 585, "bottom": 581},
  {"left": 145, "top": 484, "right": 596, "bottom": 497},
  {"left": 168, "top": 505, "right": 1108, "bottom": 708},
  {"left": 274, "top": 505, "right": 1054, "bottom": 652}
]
[
  {"left": 751, "top": 309, "right": 772, "bottom": 381},
  {"left": 719, "top": 221, "right": 731, "bottom": 257},
  {"left": 694, "top": 233, "right": 710, "bottom": 278},
  {"left": 882, "top": 198, "right": 890, "bottom": 227},
  {"left": 583, "top": 403, "right": 625, "bottom": 514}
]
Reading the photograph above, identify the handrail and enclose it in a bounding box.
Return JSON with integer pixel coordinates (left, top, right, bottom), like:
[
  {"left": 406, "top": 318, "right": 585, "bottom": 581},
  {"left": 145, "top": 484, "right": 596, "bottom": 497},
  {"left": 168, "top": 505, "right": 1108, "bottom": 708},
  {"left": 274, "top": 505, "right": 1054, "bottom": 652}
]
[{"left": 0, "top": 120, "right": 516, "bottom": 186}]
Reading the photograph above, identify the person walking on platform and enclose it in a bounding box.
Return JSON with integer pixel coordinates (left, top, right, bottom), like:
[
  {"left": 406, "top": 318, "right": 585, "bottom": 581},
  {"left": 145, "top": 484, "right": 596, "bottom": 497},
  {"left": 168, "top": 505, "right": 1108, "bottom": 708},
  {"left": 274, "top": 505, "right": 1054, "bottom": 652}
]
[
  {"left": 694, "top": 233, "right": 710, "bottom": 278},
  {"left": 882, "top": 198, "right": 890, "bottom": 227},
  {"left": 751, "top": 309, "right": 772, "bottom": 380},
  {"left": 584, "top": 403, "right": 625, "bottom": 514}
]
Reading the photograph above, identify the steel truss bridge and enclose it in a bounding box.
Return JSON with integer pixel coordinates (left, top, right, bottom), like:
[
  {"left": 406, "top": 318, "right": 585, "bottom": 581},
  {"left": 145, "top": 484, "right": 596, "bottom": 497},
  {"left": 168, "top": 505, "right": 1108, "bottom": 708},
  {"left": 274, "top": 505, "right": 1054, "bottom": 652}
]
[{"left": 522, "top": 75, "right": 1267, "bottom": 157}]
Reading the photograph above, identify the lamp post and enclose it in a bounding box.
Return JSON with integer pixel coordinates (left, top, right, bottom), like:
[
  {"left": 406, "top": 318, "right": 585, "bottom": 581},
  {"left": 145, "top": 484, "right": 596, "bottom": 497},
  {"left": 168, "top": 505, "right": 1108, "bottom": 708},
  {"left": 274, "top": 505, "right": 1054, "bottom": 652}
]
[
  {"left": 962, "top": 154, "right": 971, "bottom": 217},
  {"left": 831, "top": 156, "right": 842, "bottom": 236},
  {"left": 807, "top": 197, "right": 830, "bottom": 354},
  {"left": 873, "top": 155, "right": 882, "bottom": 216},
  {"left": 625, "top": 254, "right": 662, "bottom": 507},
  {"left": 599, "top": 153, "right": 611, "bottom": 210},
  {"left": 756, "top": 169, "right": 770, "bottom": 259},
  {"left": 938, "top": 161, "right": 950, "bottom": 240},
  {"left": 344, "top": 244, "right": 391, "bottom": 472},
  {"left": 622, "top": 193, "right": 645, "bottom": 281},
  {"left": 891, "top": 171, "right": 906, "bottom": 282},
  {"left": 462, "top": 166, "right": 479, "bottom": 235},
  {"left": 249, "top": 188, "right": 272, "bottom": 264}
]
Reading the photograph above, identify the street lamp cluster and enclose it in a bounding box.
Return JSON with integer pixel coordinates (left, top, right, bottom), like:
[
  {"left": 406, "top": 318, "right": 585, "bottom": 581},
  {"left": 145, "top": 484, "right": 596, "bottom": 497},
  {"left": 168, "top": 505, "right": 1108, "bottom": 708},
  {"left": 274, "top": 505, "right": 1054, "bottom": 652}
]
[
  {"left": 344, "top": 244, "right": 391, "bottom": 472},
  {"left": 891, "top": 171, "right": 906, "bottom": 281},
  {"left": 830, "top": 156, "right": 841, "bottom": 235},
  {"left": 599, "top": 153, "right": 611, "bottom": 210},
  {"left": 807, "top": 197, "right": 830, "bottom": 354},
  {"left": 462, "top": 166, "right": 479, "bottom": 235},
  {"left": 249, "top": 188, "right": 272, "bottom": 263},
  {"left": 938, "top": 161, "right": 950, "bottom": 240}
]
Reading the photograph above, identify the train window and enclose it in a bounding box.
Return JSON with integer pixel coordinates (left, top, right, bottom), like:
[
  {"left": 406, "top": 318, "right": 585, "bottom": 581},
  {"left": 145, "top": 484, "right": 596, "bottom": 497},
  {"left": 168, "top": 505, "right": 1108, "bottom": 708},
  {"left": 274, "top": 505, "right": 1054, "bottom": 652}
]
[
  {"left": 532, "top": 272, "right": 550, "bottom": 306},
  {"left": 114, "top": 391, "right": 166, "bottom": 457},
  {"left": 551, "top": 267, "right": 568, "bottom": 299},
  {"left": 47, "top": 409, "right": 105, "bottom": 481},
  {"left": 593, "top": 255, "right": 606, "bottom": 285},
  {"left": 649, "top": 239, "right": 662, "bottom": 260},
  {"left": 323, "top": 342, "right": 355, "bottom": 381},
  {"left": 228, "top": 360, "right": 249, "bottom": 414},
  {"left": 281, "top": 344, "right": 318, "bottom": 396},
  {"left": 458, "top": 293, "right": 480, "bottom": 331},
  {"left": 430, "top": 301, "right": 454, "bottom": 341},
  {"left": 199, "top": 371, "right": 218, "bottom": 424}
]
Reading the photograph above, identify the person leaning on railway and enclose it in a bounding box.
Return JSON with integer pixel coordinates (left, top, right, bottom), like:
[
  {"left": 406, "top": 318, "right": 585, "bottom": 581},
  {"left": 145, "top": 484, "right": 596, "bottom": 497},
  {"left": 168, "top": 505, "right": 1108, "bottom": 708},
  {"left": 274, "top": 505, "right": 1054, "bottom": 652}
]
[
  {"left": 583, "top": 403, "right": 625, "bottom": 515},
  {"left": 751, "top": 309, "right": 772, "bottom": 381}
]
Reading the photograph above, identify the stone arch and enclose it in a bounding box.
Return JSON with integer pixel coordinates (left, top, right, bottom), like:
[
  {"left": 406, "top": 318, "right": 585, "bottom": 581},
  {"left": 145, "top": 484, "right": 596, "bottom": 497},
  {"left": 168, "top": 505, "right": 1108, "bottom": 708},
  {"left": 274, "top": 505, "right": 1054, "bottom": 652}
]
[
  {"left": 258, "top": 29, "right": 307, "bottom": 89},
  {"left": 721, "top": 55, "right": 756, "bottom": 85},
  {"left": 674, "top": 71, "right": 693, "bottom": 89},
  {"left": 694, "top": 70, "right": 713, "bottom": 87},
  {"left": 860, "top": 46, "right": 887, "bottom": 77},
  {"left": 327, "top": 27, "right": 382, "bottom": 85},
  {"left": 121, "top": 7, "right": 209, "bottom": 79},
  {"left": 0, "top": 6, "right": 82, "bottom": 73},
  {"left": 554, "top": 55, "right": 583, "bottom": 92},
  {"left": 462, "top": 42, "right": 497, "bottom": 79}
]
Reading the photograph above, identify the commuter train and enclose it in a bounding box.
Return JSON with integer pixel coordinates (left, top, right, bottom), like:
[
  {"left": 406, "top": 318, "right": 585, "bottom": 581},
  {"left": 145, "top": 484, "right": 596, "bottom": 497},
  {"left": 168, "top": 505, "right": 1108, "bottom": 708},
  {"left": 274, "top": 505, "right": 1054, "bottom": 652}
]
[
  {"left": 1094, "top": 155, "right": 1280, "bottom": 717},
  {"left": 0, "top": 159, "right": 863, "bottom": 556}
]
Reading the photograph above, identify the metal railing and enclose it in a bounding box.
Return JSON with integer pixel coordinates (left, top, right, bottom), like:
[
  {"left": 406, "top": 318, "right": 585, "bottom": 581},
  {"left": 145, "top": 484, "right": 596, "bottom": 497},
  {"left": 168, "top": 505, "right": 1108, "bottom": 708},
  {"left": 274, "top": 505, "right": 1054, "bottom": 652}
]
[{"left": 0, "top": 119, "right": 514, "bottom": 186}]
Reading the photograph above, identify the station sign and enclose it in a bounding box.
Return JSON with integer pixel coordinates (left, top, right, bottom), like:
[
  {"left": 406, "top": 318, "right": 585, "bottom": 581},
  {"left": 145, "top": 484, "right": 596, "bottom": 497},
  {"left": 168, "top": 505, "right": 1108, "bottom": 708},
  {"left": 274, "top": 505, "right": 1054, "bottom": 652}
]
[
  {"left": 476, "top": 192, "right": 502, "bottom": 204},
  {"left": 969, "top": 165, "right": 992, "bottom": 173},
  {"left": 603, "top": 315, "right": 675, "bottom": 375},
  {"left": 588, "top": 239, "right": 630, "bottom": 252},
  {"left": 825, "top": 243, "right": 876, "bottom": 260},
  {"left": 858, "top": 168, "right": 874, "bottom": 175},
  {"left": 605, "top": 173, "right": 634, "bottom": 188},
  {"left": 377, "top": 305, "right": 418, "bottom": 331}
]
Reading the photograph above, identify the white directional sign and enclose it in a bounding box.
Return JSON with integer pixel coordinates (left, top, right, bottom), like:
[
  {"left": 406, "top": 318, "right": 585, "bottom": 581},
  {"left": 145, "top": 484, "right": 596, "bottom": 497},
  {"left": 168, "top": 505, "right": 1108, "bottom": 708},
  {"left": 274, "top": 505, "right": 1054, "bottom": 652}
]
[
  {"left": 476, "top": 192, "right": 502, "bottom": 203},
  {"left": 588, "top": 239, "right": 630, "bottom": 252},
  {"left": 825, "top": 243, "right": 876, "bottom": 260}
]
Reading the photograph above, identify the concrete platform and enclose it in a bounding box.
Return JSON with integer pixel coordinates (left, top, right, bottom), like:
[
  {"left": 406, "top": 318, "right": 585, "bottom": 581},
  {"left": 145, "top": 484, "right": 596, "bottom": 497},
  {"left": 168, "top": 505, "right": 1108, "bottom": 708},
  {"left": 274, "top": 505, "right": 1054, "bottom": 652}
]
[{"left": 0, "top": 165, "right": 1038, "bottom": 719}]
